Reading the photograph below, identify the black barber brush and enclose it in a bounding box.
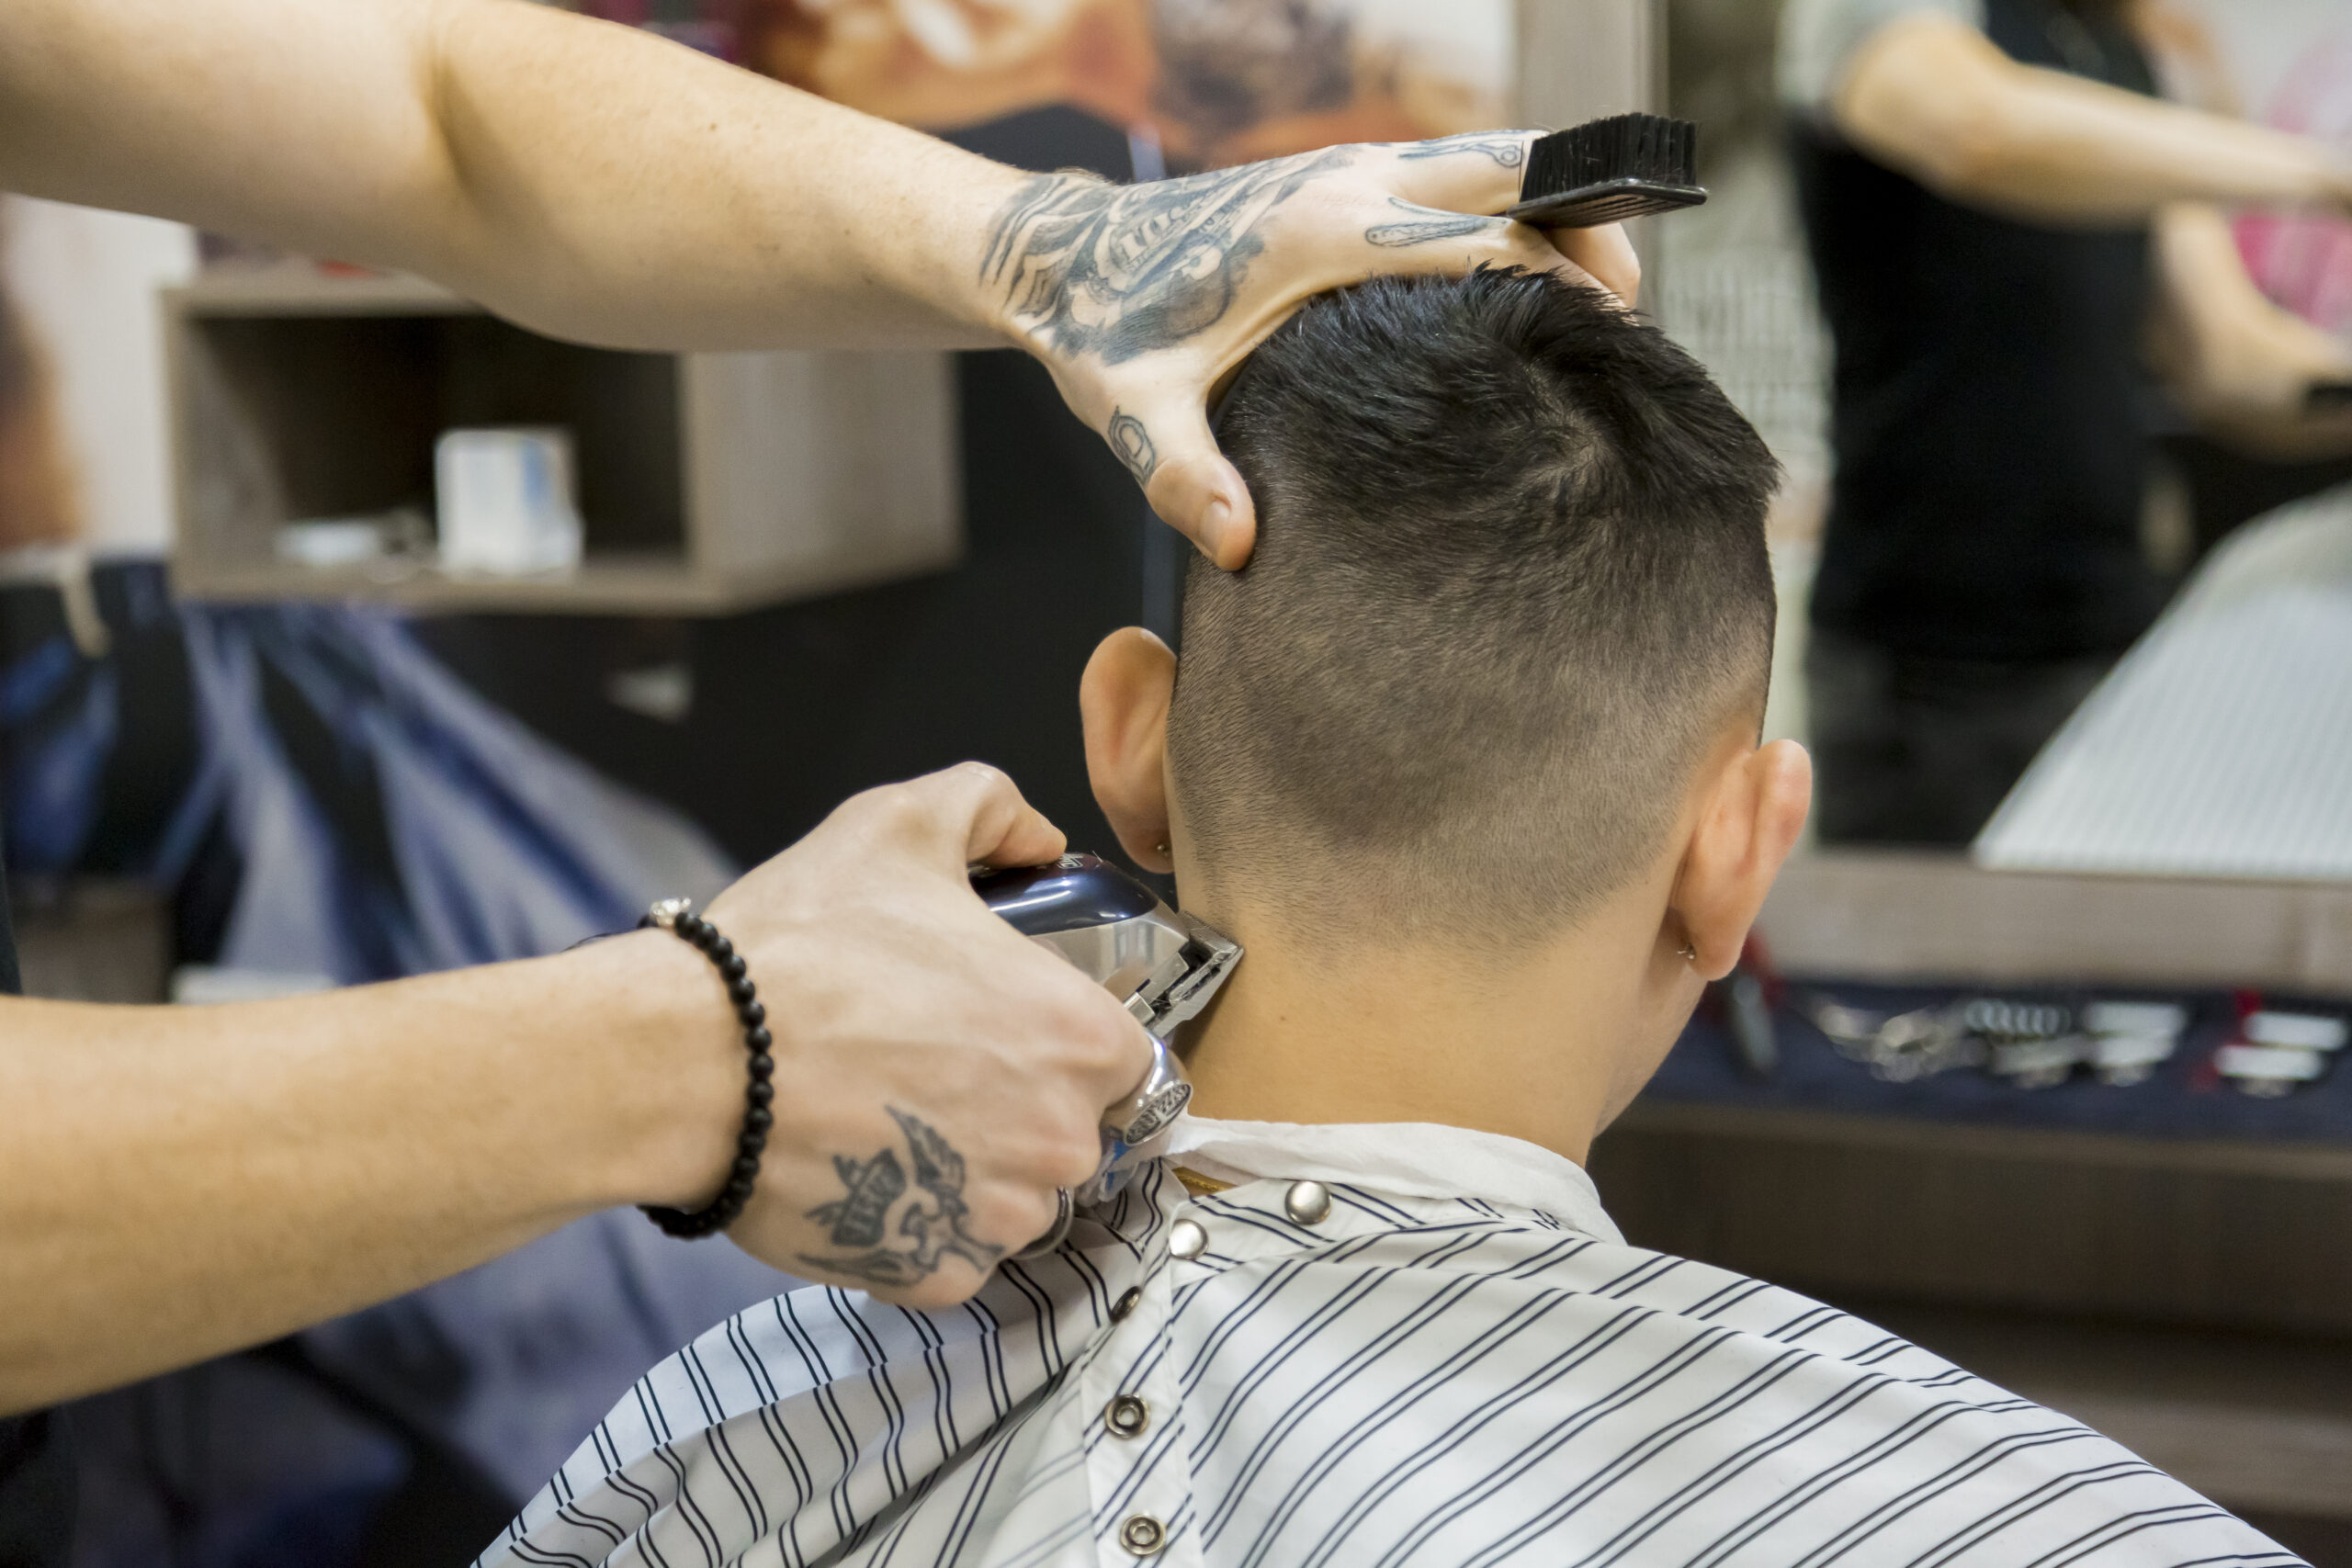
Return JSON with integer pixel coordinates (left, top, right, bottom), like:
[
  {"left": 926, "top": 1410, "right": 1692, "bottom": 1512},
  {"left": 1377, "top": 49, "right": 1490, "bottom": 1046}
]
[{"left": 1506, "top": 112, "right": 1705, "bottom": 229}]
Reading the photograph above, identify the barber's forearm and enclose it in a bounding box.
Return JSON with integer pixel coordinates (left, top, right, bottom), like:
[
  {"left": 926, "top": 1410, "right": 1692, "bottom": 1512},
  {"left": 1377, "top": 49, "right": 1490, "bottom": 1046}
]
[
  {"left": 0, "top": 0, "right": 1024, "bottom": 352},
  {"left": 1837, "top": 16, "right": 2350, "bottom": 225},
  {"left": 1951, "top": 75, "right": 2346, "bottom": 220},
  {"left": 2150, "top": 204, "right": 2352, "bottom": 458},
  {"left": 415, "top": 0, "right": 1025, "bottom": 350},
  {"left": 0, "top": 931, "right": 738, "bottom": 1414}
]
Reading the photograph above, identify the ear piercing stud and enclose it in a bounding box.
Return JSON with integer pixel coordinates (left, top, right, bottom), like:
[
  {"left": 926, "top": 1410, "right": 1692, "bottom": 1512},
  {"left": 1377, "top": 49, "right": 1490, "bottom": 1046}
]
[
  {"left": 1677, "top": 941, "right": 1699, "bottom": 963},
  {"left": 1154, "top": 840, "right": 1170, "bottom": 856}
]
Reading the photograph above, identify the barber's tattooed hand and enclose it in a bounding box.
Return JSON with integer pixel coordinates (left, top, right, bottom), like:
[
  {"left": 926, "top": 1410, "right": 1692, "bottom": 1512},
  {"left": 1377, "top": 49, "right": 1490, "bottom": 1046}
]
[
  {"left": 1396, "top": 134, "right": 1529, "bottom": 169},
  {"left": 981, "top": 133, "right": 1642, "bottom": 569},
  {"left": 986, "top": 151, "right": 1351, "bottom": 366},
  {"left": 684, "top": 763, "right": 1148, "bottom": 1309},
  {"left": 799, "top": 1109, "right": 1003, "bottom": 1289},
  {"left": 1364, "top": 197, "right": 1510, "bottom": 249},
  {"left": 1106, "top": 410, "right": 1157, "bottom": 482}
]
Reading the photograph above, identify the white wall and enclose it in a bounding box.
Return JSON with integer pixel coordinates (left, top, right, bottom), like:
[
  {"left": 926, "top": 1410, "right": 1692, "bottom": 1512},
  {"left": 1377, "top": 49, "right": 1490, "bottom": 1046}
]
[{"left": 2160, "top": 0, "right": 2352, "bottom": 122}]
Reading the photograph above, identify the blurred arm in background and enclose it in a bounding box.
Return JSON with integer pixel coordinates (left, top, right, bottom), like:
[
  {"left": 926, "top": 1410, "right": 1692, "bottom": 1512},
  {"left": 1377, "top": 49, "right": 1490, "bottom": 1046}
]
[
  {"left": 1830, "top": 10, "right": 2352, "bottom": 225},
  {"left": 2148, "top": 203, "right": 2352, "bottom": 459},
  {"left": 1829, "top": 9, "right": 2352, "bottom": 456}
]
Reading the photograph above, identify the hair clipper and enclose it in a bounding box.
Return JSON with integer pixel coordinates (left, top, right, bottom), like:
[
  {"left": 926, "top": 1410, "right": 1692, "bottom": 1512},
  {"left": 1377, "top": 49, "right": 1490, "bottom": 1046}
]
[{"left": 972, "top": 853, "right": 1240, "bottom": 1243}]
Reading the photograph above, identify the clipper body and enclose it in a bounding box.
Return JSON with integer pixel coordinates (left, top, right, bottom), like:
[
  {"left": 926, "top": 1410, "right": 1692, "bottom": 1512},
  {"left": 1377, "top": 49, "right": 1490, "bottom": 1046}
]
[{"left": 973, "top": 853, "right": 1241, "bottom": 1216}]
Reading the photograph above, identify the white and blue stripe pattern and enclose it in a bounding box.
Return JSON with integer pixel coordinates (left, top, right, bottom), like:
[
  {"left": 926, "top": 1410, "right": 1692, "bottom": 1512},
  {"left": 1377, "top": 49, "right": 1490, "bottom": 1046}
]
[{"left": 478, "top": 1125, "right": 2296, "bottom": 1567}]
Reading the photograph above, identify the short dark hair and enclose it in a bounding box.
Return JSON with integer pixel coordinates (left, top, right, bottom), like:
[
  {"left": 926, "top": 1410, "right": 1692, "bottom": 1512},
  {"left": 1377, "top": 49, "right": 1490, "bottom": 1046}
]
[{"left": 1169, "top": 267, "right": 1779, "bottom": 944}]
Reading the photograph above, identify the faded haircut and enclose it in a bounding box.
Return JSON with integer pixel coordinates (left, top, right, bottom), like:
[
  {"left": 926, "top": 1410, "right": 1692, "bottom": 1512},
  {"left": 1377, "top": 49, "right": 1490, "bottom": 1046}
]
[{"left": 1168, "top": 267, "right": 1779, "bottom": 946}]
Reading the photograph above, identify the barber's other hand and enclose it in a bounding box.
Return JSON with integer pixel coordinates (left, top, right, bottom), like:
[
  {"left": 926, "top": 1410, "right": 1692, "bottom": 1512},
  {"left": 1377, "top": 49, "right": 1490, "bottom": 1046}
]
[
  {"left": 2177, "top": 288, "right": 2352, "bottom": 460},
  {"left": 983, "top": 134, "right": 1639, "bottom": 570},
  {"left": 650, "top": 764, "right": 1151, "bottom": 1307}
]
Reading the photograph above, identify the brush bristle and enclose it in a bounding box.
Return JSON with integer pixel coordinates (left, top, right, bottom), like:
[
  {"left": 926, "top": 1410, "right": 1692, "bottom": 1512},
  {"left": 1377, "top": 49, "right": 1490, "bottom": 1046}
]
[{"left": 1521, "top": 113, "right": 1698, "bottom": 202}]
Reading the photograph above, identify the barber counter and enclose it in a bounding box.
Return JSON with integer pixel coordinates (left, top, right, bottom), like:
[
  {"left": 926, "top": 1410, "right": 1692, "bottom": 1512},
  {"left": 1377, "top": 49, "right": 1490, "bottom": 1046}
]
[{"left": 1592, "top": 852, "right": 2352, "bottom": 1554}]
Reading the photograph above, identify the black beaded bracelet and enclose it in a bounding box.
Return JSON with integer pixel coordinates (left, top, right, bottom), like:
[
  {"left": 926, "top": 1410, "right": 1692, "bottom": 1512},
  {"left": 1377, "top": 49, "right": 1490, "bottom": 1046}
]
[{"left": 638, "top": 897, "right": 775, "bottom": 1239}]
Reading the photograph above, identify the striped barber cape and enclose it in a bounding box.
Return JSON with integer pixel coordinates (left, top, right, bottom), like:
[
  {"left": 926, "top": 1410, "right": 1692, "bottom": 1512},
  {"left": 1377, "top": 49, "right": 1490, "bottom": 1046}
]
[{"left": 477, "top": 1117, "right": 2298, "bottom": 1568}]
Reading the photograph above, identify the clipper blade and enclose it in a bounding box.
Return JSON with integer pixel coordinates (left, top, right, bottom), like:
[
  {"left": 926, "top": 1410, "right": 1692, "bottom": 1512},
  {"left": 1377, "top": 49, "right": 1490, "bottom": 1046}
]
[{"left": 1507, "top": 112, "right": 1704, "bottom": 229}]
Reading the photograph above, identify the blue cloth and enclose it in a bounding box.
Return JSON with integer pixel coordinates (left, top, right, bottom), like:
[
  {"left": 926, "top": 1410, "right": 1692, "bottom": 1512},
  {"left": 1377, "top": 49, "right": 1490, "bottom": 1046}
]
[{"left": 0, "top": 570, "right": 777, "bottom": 1564}]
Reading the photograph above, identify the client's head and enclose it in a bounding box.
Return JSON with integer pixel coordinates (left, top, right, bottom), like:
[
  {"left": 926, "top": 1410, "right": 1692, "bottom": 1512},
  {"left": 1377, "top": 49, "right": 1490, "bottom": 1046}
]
[{"left": 1081, "top": 267, "right": 1806, "bottom": 987}]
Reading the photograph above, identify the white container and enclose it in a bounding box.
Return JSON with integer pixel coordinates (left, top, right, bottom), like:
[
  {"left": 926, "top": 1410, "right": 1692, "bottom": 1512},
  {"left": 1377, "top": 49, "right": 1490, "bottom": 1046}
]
[
  {"left": 2244, "top": 1011, "right": 2348, "bottom": 1052},
  {"left": 2215, "top": 1043, "right": 2326, "bottom": 1097},
  {"left": 435, "top": 426, "right": 584, "bottom": 576},
  {"left": 2083, "top": 1001, "right": 2188, "bottom": 1039}
]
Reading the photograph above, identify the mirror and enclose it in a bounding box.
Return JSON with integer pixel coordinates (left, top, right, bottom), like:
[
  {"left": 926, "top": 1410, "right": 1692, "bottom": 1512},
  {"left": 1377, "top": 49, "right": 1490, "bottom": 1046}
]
[{"left": 1659, "top": 0, "right": 2352, "bottom": 867}]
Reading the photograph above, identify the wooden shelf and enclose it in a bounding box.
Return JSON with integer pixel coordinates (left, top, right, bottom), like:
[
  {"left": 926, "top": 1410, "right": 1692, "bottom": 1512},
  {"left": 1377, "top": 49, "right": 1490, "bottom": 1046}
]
[
  {"left": 1591, "top": 1100, "right": 2352, "bottom": 1337},
  {"left": 164, "top": 267, "right": 962, "bottom": 615},
  {"left": 168, "top": 546, "right": 954, "bottom": 615},
  {"left": 170, "top": 265, "right": 479, "bottom": 316}
]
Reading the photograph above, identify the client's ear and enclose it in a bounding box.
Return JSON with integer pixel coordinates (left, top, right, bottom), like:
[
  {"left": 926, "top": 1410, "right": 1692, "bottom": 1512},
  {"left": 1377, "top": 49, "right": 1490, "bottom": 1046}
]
[
  {"left": 1080, "top": 628, "right": 1179, "bottom": 874},
  {"left": 1667, "top": 738, "right": 1814, "bottom": 980}
]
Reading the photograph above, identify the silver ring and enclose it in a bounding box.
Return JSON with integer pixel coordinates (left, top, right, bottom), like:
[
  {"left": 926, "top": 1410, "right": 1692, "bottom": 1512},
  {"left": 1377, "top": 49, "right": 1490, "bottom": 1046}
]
[{"left": 1012, "top": 1189, "right": 1074, "bottom": 1258}]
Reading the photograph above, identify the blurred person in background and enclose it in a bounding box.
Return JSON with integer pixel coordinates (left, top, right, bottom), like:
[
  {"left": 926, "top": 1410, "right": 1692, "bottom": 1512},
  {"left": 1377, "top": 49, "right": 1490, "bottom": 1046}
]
[{"left": 1782, "top": 0, "right": 2352, "bottom": 845}]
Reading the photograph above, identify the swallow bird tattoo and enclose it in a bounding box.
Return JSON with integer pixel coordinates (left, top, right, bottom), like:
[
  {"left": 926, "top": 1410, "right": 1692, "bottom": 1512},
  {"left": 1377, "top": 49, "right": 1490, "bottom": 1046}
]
[{"left": 799, "top": 1109, "right": 1005, "bottom": 1288}]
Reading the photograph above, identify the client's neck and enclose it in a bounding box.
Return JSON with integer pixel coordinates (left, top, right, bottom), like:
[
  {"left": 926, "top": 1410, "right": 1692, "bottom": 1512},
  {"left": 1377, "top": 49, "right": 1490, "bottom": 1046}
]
[{"left": 1175, "top": 881, "right": 1673, "bottom": 1167}]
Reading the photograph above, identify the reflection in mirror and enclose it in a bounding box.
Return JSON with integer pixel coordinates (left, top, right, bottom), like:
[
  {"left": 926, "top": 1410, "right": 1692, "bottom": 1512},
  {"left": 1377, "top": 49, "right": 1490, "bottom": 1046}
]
[{"left": 1658, "top": 0, "right": 2352, "bottom": 858}]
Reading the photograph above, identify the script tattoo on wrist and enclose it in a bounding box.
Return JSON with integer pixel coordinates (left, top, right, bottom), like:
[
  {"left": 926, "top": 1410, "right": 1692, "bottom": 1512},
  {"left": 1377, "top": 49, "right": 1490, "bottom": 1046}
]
[
  {"left": 982, "top": 149, "right": 1352, "bottom": 366},
  {"left": 1396, "top": 133, "right": 1531, "bottom": 169},
  {"left": 800, "top": 1108, "right": 1003, "bottom": 1289},
  {"left": 1363, "top": 197, "right": 1507, "bottom": 249},
  {"left": 1107, "top": 409, "right": 1158, "bottom": 482}
]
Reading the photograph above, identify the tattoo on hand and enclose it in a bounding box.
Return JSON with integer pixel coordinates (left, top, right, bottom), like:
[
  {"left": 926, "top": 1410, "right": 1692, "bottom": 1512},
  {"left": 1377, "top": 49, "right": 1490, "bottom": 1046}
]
[
  {"left": 982, "top": 150, "right": 1352, "bottom": 366},
  {"left": 1108, "top": 410, "right": 1158, "bottom": 483},
  {"left": 1397, "top": 133, "right": 1530, "bottom": 169},
  {"left": 1363, "top": 197, "right": 1507, "bottom": 249},
  {"left": 800, "top": 1109, "right": 1004, "bottom": 1289}
]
